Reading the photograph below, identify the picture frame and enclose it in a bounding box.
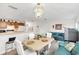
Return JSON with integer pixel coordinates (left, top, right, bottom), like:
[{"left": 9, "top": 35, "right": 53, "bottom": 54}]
[{"left": 55, "top": 24, "right": 62, "bottom": 30}]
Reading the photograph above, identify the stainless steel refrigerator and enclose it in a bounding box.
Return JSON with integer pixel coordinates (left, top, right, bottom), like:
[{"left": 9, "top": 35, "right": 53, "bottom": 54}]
[{"left": 64, "top": 28, "right": 78, "bottom": 42}]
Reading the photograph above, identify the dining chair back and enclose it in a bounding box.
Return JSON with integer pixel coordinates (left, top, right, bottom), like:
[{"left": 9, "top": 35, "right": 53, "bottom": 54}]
[
  {"left": 14, "top": 40, "right": 25, "bottom": 55},
  {"left": 46, "top": 33, "right": 52, "bottom": 38},
  {"left": 28, "top": 33, "right": 35, "bottom": 39},
  {"left": 14, "top": 40, "right": 36, "bottom": 55}
]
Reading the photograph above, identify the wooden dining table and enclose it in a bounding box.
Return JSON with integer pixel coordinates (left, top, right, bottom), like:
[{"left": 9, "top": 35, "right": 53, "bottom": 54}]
[{"left": 22, "top": 37, "right": 54, "bottom": 55}]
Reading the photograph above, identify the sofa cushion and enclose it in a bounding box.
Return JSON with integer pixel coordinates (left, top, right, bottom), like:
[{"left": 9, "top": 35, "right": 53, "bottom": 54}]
[
  {"left": 65, "top": 42, "right": 75, "bottom": 52},
  {"left": 51, "top": 32, "right": 64, "bottom": 41},
  {"left": 57, "top": 36, "right": 64, "bottom": 41},
  {"left": 58, "top": 33, "right": 64, "bottom": 37}
]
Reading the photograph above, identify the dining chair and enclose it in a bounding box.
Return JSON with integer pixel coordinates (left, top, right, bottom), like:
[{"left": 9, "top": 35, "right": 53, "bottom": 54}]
[
  {"left": 46, "top": 33, "right": 52, "bottom": 49},
  {"left": 28, "top": 33, "right": 35, "bottom": 39},
  {"left": 14, "top": 40, "right": 36, "bottom": 55},
  {"left": 46, "top": 33, "right": 52, "bottom": 38}
]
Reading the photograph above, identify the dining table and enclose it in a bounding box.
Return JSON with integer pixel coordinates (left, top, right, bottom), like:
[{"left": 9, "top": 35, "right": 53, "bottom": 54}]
[{"left": 22, "top": 37, "right": 54, "bottom": 55}]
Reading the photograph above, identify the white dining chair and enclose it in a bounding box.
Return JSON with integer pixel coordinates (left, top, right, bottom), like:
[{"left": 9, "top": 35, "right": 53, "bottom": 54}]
[
  {"left": 46, "top": 33, "right": 52, "bottom": 38},
  {"left": 28, "top": 33, "right": 35, "bottom": 39},
  {"left": 14, "top": 40, "right": 36, "bottom": 55},
  {"left": 46, "top": 33, "right": 52, "bottom": 49}
]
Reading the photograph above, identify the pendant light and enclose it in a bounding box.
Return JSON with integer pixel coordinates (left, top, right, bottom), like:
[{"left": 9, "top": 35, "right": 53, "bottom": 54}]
[{"left": 34, "top": 3, "right": 44, "bottom": 18}]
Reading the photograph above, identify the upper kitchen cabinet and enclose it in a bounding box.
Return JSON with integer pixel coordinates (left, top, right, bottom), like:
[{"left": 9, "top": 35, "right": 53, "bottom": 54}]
[{"left": 0, "top": 19, "right": 7, "bottom": 29}]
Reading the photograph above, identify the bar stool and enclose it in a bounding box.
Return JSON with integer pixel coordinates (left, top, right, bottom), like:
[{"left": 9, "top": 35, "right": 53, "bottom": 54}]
[{"left": 5, "top": 37, "right": 16, "bottom": 54}]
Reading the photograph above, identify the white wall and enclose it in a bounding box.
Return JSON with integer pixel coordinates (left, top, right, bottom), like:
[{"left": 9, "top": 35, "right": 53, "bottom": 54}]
[{"left": 33, "top": 18, "right": 76, "bottom": 33}]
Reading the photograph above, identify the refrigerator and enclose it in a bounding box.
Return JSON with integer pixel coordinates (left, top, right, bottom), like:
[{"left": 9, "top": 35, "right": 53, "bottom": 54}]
[{"left": 64, "top": 28, "right": 78, "bottom": 42}]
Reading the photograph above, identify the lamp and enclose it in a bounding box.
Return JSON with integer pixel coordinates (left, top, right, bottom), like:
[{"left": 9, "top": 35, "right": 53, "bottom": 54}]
[{"left": 34, "top": 3, "right": 44, "bottom": 18}]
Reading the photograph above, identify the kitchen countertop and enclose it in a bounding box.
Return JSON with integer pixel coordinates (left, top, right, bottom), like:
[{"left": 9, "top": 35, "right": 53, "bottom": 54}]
[{"left": 0, "top": 31, "right": 27, "bottom": 35}]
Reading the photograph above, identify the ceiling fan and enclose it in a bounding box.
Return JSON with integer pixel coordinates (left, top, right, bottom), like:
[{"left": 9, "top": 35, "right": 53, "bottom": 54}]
[{"left": 8, "top": 5, "right": 17, "bottom": 10}]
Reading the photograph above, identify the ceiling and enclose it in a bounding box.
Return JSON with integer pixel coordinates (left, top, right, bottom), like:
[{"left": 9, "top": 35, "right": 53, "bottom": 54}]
[{"left": 0, "top": 3, "right": 79, "bottom": 22}]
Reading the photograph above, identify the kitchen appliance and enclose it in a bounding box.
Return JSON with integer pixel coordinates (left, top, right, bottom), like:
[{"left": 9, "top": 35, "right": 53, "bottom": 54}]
[{"left": 64, "top": 28, "right": 78, "bottom": 42}]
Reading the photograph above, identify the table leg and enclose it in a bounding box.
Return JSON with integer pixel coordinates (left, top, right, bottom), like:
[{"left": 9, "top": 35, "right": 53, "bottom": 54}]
[{"left": 36, "top": 51, "right": 39, "bottom": 55}]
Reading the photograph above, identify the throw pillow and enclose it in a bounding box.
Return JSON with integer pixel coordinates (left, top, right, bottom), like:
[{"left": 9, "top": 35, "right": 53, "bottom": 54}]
[{"left": 65, "top": 42, "right": 75, "bottom": 52}]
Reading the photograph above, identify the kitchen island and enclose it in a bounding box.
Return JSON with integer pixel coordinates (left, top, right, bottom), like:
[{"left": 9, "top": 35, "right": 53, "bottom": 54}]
[{"left": 0, "top": 31, "right": 28, "bottom": 54}]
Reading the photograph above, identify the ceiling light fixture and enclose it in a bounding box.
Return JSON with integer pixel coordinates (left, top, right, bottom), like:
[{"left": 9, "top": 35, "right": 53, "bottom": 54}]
[{"left": 34, "top": 3, "right": 44, "bottom": 18}]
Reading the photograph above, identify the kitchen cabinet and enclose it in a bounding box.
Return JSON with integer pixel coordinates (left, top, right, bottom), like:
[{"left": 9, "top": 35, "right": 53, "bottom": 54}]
[{"left": 0, "top": 21, "right": 7, "bottom": 29}]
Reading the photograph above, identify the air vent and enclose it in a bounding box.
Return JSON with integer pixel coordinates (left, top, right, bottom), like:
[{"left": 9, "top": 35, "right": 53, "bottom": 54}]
[{"left": 8, "top": 5, "right": 17, "bottom": 10}]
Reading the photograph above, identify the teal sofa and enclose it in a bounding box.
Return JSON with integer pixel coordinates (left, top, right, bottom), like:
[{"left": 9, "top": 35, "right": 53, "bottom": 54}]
[
  {"left": 54, "top": 45, "right": 71, "bottom": 55},
  {"left": 53, "top": 41, "right": 79, "bottom": 55},
  {"left": 71, "top": 42, "right": 79, "bottom": 55},
  {"left": 51, "top": 32, "right": 64, "bottom": 41},
  {"left": 54, "top": 41, "right": 71, "bottom": 55},
  {"left": 47, "top": 32, "right": 79, "bottom": 55}
]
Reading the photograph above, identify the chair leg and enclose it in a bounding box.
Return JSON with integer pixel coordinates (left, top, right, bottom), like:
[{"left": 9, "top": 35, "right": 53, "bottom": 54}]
[{"left": 36, "top": 51, "right": 39, "bottom": 55}]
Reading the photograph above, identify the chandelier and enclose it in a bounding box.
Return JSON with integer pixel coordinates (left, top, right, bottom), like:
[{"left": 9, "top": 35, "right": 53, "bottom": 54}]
[{"left": 34, "top": 3, "right": 44, "bottom": 18}]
